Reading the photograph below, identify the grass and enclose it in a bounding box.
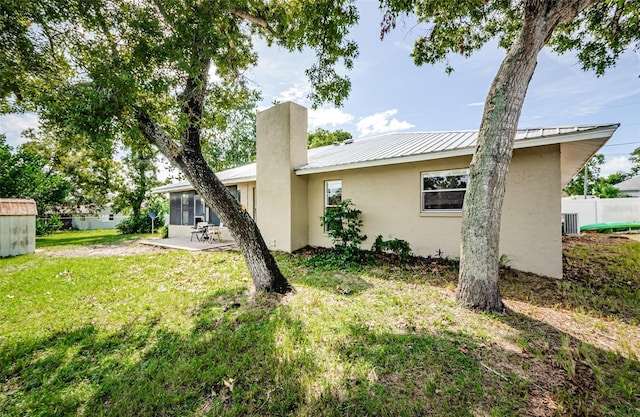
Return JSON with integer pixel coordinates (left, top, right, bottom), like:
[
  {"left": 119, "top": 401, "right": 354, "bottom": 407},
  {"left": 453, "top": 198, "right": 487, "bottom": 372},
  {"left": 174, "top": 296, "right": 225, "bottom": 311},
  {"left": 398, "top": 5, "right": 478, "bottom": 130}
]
[
  {"left": 36, "top": 229, "right": 154, "bottom": 250},
  {"left": 1, "top": 230, "right": 639, "bottom": 416}
]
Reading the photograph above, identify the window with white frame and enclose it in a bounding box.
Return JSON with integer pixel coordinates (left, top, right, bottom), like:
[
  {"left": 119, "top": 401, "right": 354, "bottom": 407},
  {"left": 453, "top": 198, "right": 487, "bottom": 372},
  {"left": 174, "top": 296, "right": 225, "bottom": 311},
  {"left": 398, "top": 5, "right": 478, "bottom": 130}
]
[
  {"left": 325, "top": 180, "right": 342, "bottom": 207},
  {"left": 324, "top": 180, "right": 342, "bottom": 232},
  {"left": 421, "top": 169, "right": 469, "bottom": 211}
]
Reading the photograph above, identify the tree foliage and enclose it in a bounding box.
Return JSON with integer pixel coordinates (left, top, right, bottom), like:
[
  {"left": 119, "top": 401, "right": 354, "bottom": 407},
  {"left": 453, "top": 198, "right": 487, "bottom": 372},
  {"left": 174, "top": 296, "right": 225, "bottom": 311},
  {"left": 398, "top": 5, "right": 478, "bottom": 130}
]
[
  {"left": 564, "top": 154, "right": 632, "bottom": 198},
  {"left": 112, "top": 143, "right": 164, "bottom": 218},
  {"left": 308, "top": 128, "right": 353, "bottom": 149},
  {"left": 630, "top": 146, "right": 640, "bottom": 176},
  {"left": 380, "top": 0, "right": 639, "bottom": 74},
  {"left": 21, "top": 128, "right": 120, "bottom": 210},
  {"left": 200, "top": 88, "right": 259, "bottom": 172},
  {"left": 0, "top": 134, "right": 70, "bottom": 213}
]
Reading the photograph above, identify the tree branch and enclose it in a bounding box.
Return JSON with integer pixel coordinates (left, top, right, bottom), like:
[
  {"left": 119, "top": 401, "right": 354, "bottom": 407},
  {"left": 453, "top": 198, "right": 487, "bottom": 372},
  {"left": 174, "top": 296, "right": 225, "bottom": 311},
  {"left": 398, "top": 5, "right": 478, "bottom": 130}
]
[
  {"left": 134, "top": 108, "right": 183, "bottom": 163},
  {"left": 229, "top": 8, "right": 276, "bottom": 36}
]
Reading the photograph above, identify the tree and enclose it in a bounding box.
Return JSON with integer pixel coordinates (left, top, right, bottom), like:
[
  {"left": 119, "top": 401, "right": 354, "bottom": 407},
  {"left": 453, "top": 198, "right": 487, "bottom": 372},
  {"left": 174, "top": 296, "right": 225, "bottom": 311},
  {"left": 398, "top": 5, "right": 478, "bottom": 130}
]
[
  {"left": 380, "top": 0, "right": 639, "bottom": 311},
  {"left": 564, "top": 154, "right": 604, "bottom": 196},
  {"left": 22, "top": 128, "right": 122, "bottom": 211},
  {"left": 112, "top": 143, "right": 164, "bottom": 218},
  {"left": 565, "top": 154, "right": 632, "bottom": 198},
  {"left": 4, "top": 0, "right": 359, "bottom": 293},
  {"left": 200, "top": 88, "right": 260, "bottom": 172},
  {"left": 630, "top": 146, "right": 640, "bottom": 176},
  {"left": 308, "top": 128, "right": 353, "bottom": 149},
  {"left": 0, "top": 134, "right": 70, "bottom": 213}
]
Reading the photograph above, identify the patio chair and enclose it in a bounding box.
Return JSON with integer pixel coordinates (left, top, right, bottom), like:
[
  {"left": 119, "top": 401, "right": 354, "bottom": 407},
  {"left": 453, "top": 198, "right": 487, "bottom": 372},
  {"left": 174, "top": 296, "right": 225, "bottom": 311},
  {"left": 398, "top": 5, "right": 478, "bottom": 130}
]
[
  {"left": 190, "top": 222, "right": 209, "bottom": 242},
  {"left": 207, "top": 223, "right": 223, "bottom": 243}
]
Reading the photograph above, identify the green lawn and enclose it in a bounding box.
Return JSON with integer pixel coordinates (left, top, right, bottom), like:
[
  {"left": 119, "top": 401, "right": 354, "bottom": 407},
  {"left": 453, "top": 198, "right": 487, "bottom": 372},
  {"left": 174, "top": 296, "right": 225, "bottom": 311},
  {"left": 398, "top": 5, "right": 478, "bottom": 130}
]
[
  {"left": 1, "top": 231, "right": 638, "bottom": 416},
  {"left": 36, "top": 229, "right": 154, "bottom": 249}
]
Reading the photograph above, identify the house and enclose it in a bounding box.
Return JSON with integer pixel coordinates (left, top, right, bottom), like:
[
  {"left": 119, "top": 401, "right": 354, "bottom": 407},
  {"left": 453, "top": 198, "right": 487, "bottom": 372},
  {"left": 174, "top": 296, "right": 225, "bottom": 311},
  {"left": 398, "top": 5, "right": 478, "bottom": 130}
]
[
  {"left": 614, "top": 175, "right": 640, "bottom": 197},
  {"left": 153, "top": 102, "right": 619, "bottom": 279}
]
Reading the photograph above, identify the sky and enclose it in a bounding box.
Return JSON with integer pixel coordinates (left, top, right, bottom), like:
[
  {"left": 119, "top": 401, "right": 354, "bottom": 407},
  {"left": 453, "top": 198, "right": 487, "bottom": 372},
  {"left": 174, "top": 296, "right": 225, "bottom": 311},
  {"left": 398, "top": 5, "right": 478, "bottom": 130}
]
[{"left": 1, "top": 1, "right": 639, "bottom": 177}]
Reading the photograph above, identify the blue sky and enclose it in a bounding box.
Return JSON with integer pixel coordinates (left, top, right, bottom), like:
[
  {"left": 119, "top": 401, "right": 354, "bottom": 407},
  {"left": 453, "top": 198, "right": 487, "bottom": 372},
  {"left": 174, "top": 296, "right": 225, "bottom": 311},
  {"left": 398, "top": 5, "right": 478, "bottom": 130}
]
[{"left": 2, "top": 1, "right": 638, "bottom": 176}]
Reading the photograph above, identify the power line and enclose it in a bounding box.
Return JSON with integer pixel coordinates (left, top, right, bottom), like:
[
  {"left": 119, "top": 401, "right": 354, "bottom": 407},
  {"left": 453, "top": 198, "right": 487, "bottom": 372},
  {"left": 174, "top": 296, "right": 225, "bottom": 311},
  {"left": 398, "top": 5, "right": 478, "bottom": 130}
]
[{"left": 603, "top": 141, "right": 640, "bottom": 147}]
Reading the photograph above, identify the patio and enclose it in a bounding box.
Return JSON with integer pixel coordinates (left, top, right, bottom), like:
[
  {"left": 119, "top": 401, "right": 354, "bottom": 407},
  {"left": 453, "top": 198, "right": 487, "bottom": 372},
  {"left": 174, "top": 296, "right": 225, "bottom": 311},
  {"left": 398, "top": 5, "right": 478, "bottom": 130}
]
[{"left": 140, "top": 237, "right": 238, "bottom": 252}]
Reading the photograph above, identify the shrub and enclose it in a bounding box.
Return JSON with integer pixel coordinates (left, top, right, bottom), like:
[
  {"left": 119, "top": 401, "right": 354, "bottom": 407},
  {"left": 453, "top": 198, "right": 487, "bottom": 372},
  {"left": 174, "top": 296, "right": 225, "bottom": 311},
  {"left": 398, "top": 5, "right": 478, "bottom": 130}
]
[
  {"left": 36, "top": 214, "right": 63, "bottom": 236},
  {"left": 371, "top": 235, "right": 412, "bottom": 263},
  {"left": 320, "top": 199, "right": 367, "bottom": 262},
  {"left": 116, "top": 208, "right": 165, "bottom": 234}
]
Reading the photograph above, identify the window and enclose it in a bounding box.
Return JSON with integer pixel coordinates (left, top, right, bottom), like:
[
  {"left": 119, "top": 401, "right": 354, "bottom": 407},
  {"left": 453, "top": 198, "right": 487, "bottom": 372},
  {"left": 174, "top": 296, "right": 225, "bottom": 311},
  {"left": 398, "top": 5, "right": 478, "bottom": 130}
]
[
  {"left": 325, "top": 180, "right": 342, "bottom": 207},
  {"left": 324, "top": 180, "right": 342, "bottom": 232},
  {"left": 227, "top": 185, "right": 240, "bottom": 202},
  {"left": 169, "top": 187, "right": 239, "bottom": 226},
  {"left": 181, "top": 192, "right": 194, "bottom": 225},
  {"left": 421, "top": 169, "right": 469, "bottom": 211},
  {"left": 169, "top": 192, "right": 195, "bottom": 225},
  {"left": 108, "top": 213, "right": 114, "bottom": 221},
  {"left": 170, "top": 193, "right": 182, "bottom": 225}
]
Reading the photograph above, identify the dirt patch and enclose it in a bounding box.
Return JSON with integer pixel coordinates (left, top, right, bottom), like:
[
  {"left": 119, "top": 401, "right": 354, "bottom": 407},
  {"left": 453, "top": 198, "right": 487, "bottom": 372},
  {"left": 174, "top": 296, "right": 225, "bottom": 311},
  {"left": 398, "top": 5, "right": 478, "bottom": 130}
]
[
  {"left": 562, "top": 232, "right": 633, "bottom": 248},
  {"left": 40, "top": 242, "right": 172, "bottom": 257}
]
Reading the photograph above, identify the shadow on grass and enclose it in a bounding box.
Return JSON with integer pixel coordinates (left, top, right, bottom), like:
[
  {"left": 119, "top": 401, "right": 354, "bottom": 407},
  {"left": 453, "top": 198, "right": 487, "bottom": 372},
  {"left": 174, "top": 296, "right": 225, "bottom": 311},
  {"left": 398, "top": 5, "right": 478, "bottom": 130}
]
[
  {"left": 36, "top": 230, "right": 151, "bottom": 249},
  {"left": 283, "top": 247, "right": 640, "bottom": 324},
  {"left": 2, "top": 285, "right": 638, "bottom": 416},
  {"left": 1, "top": 289, "right": 316, "bottom": 416},
  {"left": 498, "top": 308, "right": 640, "bottom": 416}
]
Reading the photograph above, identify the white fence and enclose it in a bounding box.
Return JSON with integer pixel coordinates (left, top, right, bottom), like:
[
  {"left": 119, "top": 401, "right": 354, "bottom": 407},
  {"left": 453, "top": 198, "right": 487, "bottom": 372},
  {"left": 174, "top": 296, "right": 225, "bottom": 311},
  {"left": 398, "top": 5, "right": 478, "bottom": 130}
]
[
  {"left": 39, "top": 215, "right": 128, "bottom": 231},
  {"left": 561, "top": 197, "right": 640, "bottom": 228}
]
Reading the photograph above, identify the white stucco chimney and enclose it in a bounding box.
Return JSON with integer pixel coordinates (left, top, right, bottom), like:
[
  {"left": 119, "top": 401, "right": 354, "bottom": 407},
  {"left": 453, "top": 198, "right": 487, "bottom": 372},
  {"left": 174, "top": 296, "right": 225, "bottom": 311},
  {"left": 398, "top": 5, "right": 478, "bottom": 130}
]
[{"left": 256, "top": 102, "right": 309, "bottom": 252}]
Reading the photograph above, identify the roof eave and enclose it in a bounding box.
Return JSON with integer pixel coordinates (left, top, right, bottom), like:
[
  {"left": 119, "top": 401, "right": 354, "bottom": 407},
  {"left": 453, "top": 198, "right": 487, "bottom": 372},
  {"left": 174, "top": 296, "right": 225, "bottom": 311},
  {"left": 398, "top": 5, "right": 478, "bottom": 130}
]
[
  {"left": 152, "top": 176, "right": 256, "bottom": 194},
  {"left": 295, "top": 125, "right": 619, "bottom": 177}
]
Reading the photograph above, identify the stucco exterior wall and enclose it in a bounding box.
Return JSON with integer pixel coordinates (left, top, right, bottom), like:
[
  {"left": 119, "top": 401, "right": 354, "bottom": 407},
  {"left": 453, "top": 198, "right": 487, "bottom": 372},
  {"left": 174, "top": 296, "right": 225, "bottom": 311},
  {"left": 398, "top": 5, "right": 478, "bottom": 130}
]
[
  {"left": 500, "top": 145, "right": 562, "bottom": 278},
  {"left": 306, "top": 145, "right": 562, "bottom": 278},
  {"left": 256, "top": 102, "right": 308, "bottom": 252}
]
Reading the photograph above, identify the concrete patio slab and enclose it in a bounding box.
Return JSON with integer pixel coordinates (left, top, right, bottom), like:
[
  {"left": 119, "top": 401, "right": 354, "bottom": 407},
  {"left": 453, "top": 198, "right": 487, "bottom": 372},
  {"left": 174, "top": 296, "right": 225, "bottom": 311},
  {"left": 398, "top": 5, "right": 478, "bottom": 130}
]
[{"left": 140, "top": 237, "right": 238, "bottom": 252}]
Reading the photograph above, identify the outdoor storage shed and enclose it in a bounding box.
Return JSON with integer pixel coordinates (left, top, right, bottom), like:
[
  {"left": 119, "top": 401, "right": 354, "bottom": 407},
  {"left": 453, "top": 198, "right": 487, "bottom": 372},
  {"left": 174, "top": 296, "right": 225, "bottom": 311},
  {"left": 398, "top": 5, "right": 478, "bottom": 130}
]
[{"left": 0, "top": 199, "right": 37, "bottom": 257}]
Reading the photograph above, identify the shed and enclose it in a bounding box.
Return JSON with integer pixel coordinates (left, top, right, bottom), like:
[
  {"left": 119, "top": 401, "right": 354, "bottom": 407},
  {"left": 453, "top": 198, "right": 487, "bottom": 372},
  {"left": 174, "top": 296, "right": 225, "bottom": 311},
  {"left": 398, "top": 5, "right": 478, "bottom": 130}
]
[{"left": 0, "top": 199, "right": 37, "bottom": 257}]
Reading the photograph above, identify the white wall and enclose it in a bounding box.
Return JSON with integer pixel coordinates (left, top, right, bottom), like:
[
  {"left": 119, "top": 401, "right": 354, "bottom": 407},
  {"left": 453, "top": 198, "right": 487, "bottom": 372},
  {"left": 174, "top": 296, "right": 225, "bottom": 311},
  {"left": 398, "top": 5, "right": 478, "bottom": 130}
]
[{"left": 562, "top": 197, "right": 640, "bottom": 227}]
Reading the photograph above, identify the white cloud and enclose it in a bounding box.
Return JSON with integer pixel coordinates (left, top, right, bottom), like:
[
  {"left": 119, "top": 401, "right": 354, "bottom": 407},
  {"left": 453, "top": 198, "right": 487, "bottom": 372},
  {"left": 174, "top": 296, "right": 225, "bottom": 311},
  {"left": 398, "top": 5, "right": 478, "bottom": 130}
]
[
  {"left": 601, "top": 156, "right": 633, "bottom": 177},
  {"left": 0, "top": 113, "right": 40, "bottom": 148},
  {"left": 308, "top": 108, "right": 354, "bottom": 129},
  {"left": 356, "top": 109, "right": 415, "bottom": 137},
  {"left": 466, "top": 102, "right": 484, "bottom": 107},
  {"left": 273, "top": 83, "right": 310, "bottom": 104}
]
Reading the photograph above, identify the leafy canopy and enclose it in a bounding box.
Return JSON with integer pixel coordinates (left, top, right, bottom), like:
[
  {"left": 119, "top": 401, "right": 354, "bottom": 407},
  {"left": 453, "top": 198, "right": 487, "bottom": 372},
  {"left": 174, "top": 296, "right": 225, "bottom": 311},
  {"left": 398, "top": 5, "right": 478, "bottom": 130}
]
[
  {"left": 380, "top": 0, "right": 639, "bottom": 75},
  {"left": 0, "top": 134, "right": 70, "bottom": 212},
  {"left": 308, "top": 128, "right": 353, "bottom": 149}
]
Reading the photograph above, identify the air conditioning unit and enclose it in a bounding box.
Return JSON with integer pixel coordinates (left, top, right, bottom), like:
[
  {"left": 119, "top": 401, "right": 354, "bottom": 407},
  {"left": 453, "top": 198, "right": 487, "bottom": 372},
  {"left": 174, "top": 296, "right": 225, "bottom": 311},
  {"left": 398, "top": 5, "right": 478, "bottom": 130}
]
[{"left": 562, "top": 213, "right": 579, "bottom": 235}]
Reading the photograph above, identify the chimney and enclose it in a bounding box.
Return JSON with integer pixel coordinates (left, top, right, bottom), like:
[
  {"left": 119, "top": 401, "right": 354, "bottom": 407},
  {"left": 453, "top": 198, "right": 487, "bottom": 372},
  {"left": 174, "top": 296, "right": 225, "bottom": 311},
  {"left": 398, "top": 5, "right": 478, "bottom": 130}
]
[{"left": 256, "top": 102, "right": 309, "bottom": 252}]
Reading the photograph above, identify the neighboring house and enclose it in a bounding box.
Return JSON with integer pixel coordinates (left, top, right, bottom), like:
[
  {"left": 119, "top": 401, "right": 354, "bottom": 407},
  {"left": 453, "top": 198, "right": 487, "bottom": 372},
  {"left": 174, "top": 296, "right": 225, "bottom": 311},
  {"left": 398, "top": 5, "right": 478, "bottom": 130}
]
[
  {"left": 614, "top": 175, "right": 640, "bottom": 197},
  {"left": 153, "top": 102, "right": 619, "bottom": 279},
  {"left": 69, "top": 206, "right": 128, "bottom": 230},
  {"left": 45, "top": 205, "right": 128, "bottom": 230}
]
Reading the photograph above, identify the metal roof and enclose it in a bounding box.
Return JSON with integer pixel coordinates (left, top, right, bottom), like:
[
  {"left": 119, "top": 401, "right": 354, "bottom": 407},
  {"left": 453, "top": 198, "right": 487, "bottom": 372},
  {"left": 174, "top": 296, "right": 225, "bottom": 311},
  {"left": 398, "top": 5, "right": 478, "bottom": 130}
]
[
  {"left": 614, "top": 175, "right": 640, "bottom": 191},
  {"left": 298, "top": 124, "right": 619, "bottom": 174},
  {"left": 0, "top": 199, "right": 37, "bottom": 216},
  {"left": 153, "top": 124, "right": 618, "bottom": 193}
]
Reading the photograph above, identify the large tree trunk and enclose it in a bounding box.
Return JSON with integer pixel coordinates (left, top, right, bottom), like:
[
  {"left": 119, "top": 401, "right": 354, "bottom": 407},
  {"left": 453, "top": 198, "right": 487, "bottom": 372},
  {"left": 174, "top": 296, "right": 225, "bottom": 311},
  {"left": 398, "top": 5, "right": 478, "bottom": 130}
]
[
  {"left": 136, "top": 111, "right": 292, "bottom": 293},
  {"left": 456, "top": 0, "right": 595, "bottom": 311}
]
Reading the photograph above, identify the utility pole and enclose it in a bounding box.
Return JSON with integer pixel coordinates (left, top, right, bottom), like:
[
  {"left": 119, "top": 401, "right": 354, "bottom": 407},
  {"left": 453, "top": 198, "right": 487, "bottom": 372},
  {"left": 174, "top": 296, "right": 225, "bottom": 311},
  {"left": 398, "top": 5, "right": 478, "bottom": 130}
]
[{"left": 583, "top": 164, "right": 588, "bottom": 199}]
